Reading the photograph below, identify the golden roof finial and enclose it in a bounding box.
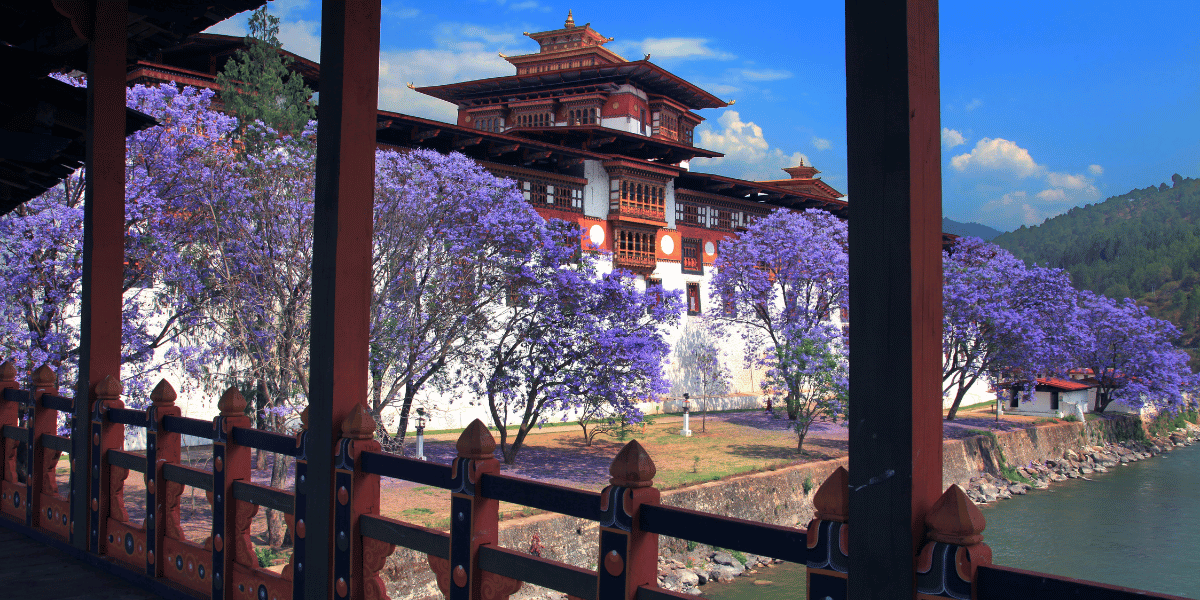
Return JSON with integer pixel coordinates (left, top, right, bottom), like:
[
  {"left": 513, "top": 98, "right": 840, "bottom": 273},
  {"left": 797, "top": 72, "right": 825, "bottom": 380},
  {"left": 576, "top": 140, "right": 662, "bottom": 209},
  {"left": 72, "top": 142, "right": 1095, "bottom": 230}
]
[
  {"left": 498, "top": 51, "right": 508, "bottom": 58},
  {"left": 565, "top": 10, "right": 575, "bottom": 28},
  {"left": 406, "top": 82, "right": 415, "bottom": 90}
]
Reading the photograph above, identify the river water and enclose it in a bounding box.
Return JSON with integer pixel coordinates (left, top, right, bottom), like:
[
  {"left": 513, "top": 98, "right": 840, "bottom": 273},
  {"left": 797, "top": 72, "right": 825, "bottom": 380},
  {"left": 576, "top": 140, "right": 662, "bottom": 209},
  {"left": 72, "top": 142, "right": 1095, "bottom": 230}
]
[{"left": 703, "top": 444, "right": 1200, "bottom": 599}]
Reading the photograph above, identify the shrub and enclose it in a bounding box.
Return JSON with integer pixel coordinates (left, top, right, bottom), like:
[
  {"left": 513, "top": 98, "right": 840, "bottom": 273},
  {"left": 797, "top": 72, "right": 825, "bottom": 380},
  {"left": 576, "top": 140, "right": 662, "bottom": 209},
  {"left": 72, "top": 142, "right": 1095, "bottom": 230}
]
[
  {"left": 802, "top": 476, "right": 815, "bottom": 495},
  {"left": 1063, "top": 414, "right": 1080, "bottom": 422}
]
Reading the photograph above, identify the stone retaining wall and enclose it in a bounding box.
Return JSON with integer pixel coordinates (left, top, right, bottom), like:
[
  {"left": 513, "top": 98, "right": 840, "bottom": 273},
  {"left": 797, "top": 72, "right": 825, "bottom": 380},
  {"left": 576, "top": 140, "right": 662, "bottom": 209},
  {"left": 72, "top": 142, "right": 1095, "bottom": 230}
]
[{"left": 380, "top": 417, "right": 1143, "bottom": 599}]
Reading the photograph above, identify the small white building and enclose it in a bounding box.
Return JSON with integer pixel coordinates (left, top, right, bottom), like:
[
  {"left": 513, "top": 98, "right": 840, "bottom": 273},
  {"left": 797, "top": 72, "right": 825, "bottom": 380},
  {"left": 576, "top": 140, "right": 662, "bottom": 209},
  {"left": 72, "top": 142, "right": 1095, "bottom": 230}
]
[{"left": 998, "top": 378, "right": 1095, "bottom": 420}]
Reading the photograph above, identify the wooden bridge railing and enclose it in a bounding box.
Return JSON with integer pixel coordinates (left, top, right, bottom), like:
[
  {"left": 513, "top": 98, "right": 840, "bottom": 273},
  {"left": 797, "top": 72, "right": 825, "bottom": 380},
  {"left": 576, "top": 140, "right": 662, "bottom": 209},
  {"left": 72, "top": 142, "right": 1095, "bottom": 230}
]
[{"left": 0, "top": 359, "right": 1193, "bottom": 600}]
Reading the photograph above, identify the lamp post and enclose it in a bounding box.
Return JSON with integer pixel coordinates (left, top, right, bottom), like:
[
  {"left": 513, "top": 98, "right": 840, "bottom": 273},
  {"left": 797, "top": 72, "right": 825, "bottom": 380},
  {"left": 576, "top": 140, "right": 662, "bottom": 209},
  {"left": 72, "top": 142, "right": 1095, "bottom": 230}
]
[
  {"left": 415, "top": 408, "right": 427, "bottom": 460},
  {"left": 681, "top": 393, "right": 692, "bottom": 437}
]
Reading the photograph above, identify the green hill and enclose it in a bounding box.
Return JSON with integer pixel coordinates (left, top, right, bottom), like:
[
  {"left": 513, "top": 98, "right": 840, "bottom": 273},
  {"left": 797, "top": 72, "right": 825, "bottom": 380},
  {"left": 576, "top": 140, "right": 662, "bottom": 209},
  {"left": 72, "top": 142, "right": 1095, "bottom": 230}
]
[
  {"left": 991, "top": 174, "right": 1200, "bottom": 365},
  {"left": 943, "top": 217, "right": 1004, "bottom": 241}
]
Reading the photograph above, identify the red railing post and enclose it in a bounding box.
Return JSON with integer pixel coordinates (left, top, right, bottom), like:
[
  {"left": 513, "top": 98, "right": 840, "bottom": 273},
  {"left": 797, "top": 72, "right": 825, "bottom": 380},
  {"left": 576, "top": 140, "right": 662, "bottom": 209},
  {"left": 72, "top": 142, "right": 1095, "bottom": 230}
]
[
  {"left": 915, "top": 485, "right": 991, "bottom": 599},
  {"left": 146, "top": 379, "right": 181, "bottom": 579},
  {"left": 332, "top": 404, "right": 394, "bottom": 600},
  {"left": 429, "top": 420, "right": 518, "bottom": 600},
  {"left": 91, "top": 375, "right": 126, "bottom": 556},
  {"left": 805, "top": 467, "right": 848, "bottom": 599},
  {"left": 286, "top": 407, "right": 309, "bottom": 600},
  {"left": 29, "top": 365, "right": 61, "bottom": 531},
  {"left": 211, "top": 386, "right": 253, "bottom": 600},
  {"left": 597, "top": 440, "right": 659, "bottom": 600},
  {"left": 0, "top": 361, "right": 19, "bottom": 517}
]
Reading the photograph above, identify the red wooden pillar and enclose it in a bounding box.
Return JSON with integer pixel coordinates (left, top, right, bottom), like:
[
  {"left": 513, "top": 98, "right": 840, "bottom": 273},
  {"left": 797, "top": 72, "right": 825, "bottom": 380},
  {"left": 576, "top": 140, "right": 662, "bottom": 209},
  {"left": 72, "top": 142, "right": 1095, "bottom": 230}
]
[
  {"left": 307, "top": 1, "right": 380, "bottom": 598},
  {"left": 76, "top": 0, "right": 128, "bottom": 552},
  {"left": 146, "top": 379, "right": 182, "bottom": 579},
  {"left": 597, "top": 440, "right": 659, "bottom": 600},
  {"left": 29, "top": 365, "right": 61, "bottom": 532},
  {"left": 845, "top": 0, "right": 943, "bottom": 597},
  {"left": 212, "top": 387, "right": 253, "bottom": 600}
]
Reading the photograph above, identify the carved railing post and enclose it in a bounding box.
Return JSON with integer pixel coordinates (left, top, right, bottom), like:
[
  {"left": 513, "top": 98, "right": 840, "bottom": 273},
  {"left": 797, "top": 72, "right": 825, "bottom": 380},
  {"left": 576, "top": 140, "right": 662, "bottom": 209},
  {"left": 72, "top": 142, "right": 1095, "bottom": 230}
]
[
  {"left": 916, "top": 485, "right": 992, "bottom": 600},
  {"left": 805, "top": 466, "right": 849, "bottom": 599},
  {"left": 429, "top": 419, "right": 517, "bottom": 600},
  {"left": 91, "top": 375, "right": 125, "bottom": 554},
  {"left": 287, "top": 407, "right": 310, "bottom": 600},
  {"left": 0, "top": 361, "right": 19, "bottom": 508},
  {"left": 597, "top": 440, "right": 659, "bottom": 600},
  {"left": 211, "top": 386, "right": 253, "bottom": 600},
  {"left": 333, "top": 404, "right": 394, "bottom": 600},
  {"left": 147, "top": 379, "right": 181, "bottom": 579},
  {"left": 29, "top": 365, "right": 60, "bottom": 531}
]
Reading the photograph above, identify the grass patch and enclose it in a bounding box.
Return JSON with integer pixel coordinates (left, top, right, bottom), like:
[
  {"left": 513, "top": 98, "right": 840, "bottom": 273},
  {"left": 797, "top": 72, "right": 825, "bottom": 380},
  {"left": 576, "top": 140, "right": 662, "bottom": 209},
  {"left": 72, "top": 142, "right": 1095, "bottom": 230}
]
[
  {"left": 1033, "top": 417, "right": 1060, "bottom": 425},
  {"left": 401, "top": 507, "right": 434, "bottom": 518},
  {"left": 255, "top": 547, "right": 287, "bottom": 568},
  {"left": 956, "top": 400, "right": 998, "bottom": 412}
]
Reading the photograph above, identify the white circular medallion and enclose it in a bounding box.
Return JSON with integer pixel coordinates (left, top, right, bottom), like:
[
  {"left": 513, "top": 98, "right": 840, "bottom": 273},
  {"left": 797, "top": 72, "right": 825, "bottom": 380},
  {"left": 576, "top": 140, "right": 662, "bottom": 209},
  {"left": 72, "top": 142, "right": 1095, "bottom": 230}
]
[
  {"left": 589, "top": 224, "right": 606, "bottom": 245},
  {"left": 660, "top": 234, "right": 675, "bottom": 255},
  {"left": 704, "top": 241, "right": 716, "bottom": 256}
]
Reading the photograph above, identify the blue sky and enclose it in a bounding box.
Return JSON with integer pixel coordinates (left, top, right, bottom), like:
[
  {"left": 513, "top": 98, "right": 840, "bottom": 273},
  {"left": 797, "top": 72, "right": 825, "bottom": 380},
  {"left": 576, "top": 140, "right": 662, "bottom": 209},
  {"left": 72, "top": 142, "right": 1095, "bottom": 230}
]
[{"left": 207, "top": 0, "right": 1200, "bottom": 232}]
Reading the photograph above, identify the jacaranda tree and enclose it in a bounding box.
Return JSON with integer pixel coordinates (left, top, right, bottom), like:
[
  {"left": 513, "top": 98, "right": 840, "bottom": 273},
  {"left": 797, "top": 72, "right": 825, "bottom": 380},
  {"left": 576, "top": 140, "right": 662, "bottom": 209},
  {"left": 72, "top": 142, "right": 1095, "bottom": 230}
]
[
  {"left": 473, "top": 220, "right": 682, "bottom": 464},
  {"left": 1073, "top": 291, "right": 1195, "bottom": 413},
  {"left": 369, "top": 149, "right": 547, "bottom": 448},
  {"left": 709, "top": 209, "right": 848, "bottom": 452},
  {"left": 942, "top": 237, "right": 1082, "bottom": 419},
  {"left": 0, "top": 83, "right": 241, "bottom": 407}
]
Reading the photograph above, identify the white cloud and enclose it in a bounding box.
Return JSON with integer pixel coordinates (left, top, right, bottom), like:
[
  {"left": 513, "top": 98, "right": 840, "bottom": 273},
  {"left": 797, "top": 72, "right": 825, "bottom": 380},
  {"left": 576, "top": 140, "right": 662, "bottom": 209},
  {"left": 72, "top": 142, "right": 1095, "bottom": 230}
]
[
  {"left": 941, "top": 127, "right": 966, "bottom": 149},
  {"left": 1088, "top": 164, "right": 1104, "bottom": 175},
  {"left": 950, "top": 138, "right": 1044, "bottom": 178},
  {"left": 609, "top": 38, "right": 735, "bottom": 62},
  {"left": 697, "top": 82, "right": 740, "bottom": 96},
  {"left": 1046, "top": 171, "right": 1094, "bottom": 191},
  {"left": 382, "top": 4, "right": 421, "bottom": 19},
  {"left": 738, "top": 69, "right": 792, "bottom": 82},
  {"left": 1035, "top": 189, "right": 1066, "bottom": 202},
  {"left": 277, "top": 19, "right": 321, "bottom": 60},
  {"left": 811, "top": 136, "right": 831, "bottom": 151},
  {"left": 203, "top": 16, "right": 248, "bottom": 37},
  {"left": 691, "top": 110, "right": 812, "bottom": 181},
  {"left": 965, "top": 98, "right": 983, "bottom": 112}
]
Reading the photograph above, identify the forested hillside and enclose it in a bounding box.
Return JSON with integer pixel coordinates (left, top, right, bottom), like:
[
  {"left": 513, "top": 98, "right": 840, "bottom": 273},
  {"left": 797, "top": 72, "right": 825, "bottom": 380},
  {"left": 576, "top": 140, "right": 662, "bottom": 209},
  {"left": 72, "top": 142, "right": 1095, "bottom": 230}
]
[
  {"left": 943, "top": 217, "right": 1003, "bottom": 241},
  {"left": 992, "top": 174, "right": 1200, "bottom": 362}
]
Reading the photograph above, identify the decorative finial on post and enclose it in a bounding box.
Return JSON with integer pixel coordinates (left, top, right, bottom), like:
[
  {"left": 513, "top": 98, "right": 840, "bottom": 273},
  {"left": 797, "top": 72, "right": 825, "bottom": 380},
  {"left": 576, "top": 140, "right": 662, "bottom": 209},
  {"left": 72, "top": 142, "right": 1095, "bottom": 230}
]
[
  {"left": 342, "top": 404, "right": 376, "bottom": 440},
  {"left": 32, "top": 364, "right": 57, "bottom": 388},
  {"left": 218, "top": 386, "right": 247, "bottom": 417},
  {"left": 150, "top": 379, "right": 177, "bottom": 406},
  {"left": 916, "top": 485, "right": 993, "bottom": 597},
  {"left": 95, "top": 374, "right": 122, "bottom": 399},
  {"left": 456, "top": 419, "right": 496, "bottom": 460},
  {"left": 565, "top": 9, "right": 575, "bottom": 28},
  {"left": 0, "top": 361, "right": 15, "bottom": 383},
  {"left": 925, "top": 484, "right": 986, "bottom": 545},
  {"left": 609, "top": 440, "right": 656, "bottom": 488},
  {"left": 813, "top": 466, "right": 849, "bottom": 522}
]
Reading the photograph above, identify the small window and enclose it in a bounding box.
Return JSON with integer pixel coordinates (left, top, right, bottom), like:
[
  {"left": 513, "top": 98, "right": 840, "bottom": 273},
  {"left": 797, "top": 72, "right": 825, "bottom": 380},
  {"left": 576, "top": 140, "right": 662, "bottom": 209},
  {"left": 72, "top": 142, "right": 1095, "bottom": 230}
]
[
  {"left": 681, "top": 238, "right": 703, "bottom": 275},
  {"left": 646, "top": 277, "right": 663, "bottom": 312},
  {"left": 686, "top": 282, "right": 701, "bottom": 315},
  {"left": 1010, "top": 389, "right": 1019, "bottom": 409},
  {"left": 1050, "top": 391, "right": 1060, "bottom": 411}
]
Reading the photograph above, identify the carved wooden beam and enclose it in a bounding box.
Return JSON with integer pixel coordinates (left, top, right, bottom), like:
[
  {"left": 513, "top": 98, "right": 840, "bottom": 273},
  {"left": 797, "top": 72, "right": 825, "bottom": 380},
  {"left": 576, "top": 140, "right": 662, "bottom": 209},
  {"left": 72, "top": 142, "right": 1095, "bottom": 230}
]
[
  {"left": 705, "top": 182, "right": 735, "bottom": 192},
  {"left": 586, "top": 136, "right": 616, "bottom": 148},
  {"left": 488, "top": 143, "right": 520, "bottom": 156},
  {"left": 523, "top": 150, "right": 552, "bottom": 163},
  {"left": 556, "top": 157, "right": 585, "bottom": 168},
  {"left": 453, "top": 136, "right": 483, "bottom": 149},
  {"left": 413, "top": 128, "right": 441, "bottom": 142}
]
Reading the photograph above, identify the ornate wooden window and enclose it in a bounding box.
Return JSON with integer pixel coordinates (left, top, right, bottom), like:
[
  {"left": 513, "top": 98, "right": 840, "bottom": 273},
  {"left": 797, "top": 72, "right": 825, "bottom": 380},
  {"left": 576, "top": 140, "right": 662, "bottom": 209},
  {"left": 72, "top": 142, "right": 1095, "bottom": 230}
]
[
  {"left": 613, "top": 228, "right": 656, "bottom": 271},
  {"left": 675, "top": 202, "right": 705, "bottom": 226},
  {"left": 567, "top": 107, "right": 598, "bottom": 125},
  {"left": 681, "top": 237, "right": 703, "bottom": 275},
  {"left": 686, "top": 282, "right": 702, "bottom": 315},
  {"left": 485, "top": 164, "right": 585, "bottom": 213},
  {"left": 610, "top": 178, "right": 666, "bottom": 221}
]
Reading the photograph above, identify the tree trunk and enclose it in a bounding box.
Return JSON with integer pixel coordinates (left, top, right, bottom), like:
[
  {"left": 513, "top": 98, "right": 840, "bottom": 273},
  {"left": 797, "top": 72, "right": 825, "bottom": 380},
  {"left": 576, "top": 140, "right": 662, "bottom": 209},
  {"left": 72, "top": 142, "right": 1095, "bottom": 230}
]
[
  {"left": 392, "top": 384, "right": 416, "bottom": 452},
  {"left": 254, "top": 379, "right": 268, "bottom": 471},
  {"left": 944, "top": 385, "right": 972, "bottom": 421},
  {"left": 1095, "top": 390, "right": 1112, "bottom": 413},
  {"left": 265, "top": 451, "right": 289, "bottom": 548}
]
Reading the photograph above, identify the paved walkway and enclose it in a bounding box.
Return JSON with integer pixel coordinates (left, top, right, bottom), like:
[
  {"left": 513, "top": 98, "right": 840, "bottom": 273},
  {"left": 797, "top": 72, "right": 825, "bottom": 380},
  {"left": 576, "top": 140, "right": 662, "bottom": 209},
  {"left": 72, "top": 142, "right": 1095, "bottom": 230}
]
[{"left": 0, "top": 523, "right": 164, "bottom": 600}]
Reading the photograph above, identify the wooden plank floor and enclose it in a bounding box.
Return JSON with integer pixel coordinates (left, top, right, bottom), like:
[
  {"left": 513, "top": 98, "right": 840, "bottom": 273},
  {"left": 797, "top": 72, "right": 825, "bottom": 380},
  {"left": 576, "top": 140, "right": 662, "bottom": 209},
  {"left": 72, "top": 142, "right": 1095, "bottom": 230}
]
[{"left": 0, "top": 527, "right": 164, "bottom": 600}]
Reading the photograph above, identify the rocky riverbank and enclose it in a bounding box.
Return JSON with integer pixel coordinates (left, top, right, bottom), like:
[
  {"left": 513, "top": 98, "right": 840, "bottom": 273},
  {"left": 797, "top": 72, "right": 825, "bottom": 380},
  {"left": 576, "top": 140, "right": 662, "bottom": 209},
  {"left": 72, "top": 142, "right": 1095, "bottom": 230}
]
[{"left": 963, "top": 422, "right": 1200, "bottom": 505}]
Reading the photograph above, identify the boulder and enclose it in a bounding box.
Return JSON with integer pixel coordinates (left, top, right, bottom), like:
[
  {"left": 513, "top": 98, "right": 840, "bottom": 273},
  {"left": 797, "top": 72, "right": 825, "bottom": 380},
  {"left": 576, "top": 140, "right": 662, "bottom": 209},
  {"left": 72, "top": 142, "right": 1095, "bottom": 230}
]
[
  {"left": 1008, "top": 484, "right": 1027, "bottom": 495},
  {"left": 712, "top": 552, "right": 739, "bottom": 567}
]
